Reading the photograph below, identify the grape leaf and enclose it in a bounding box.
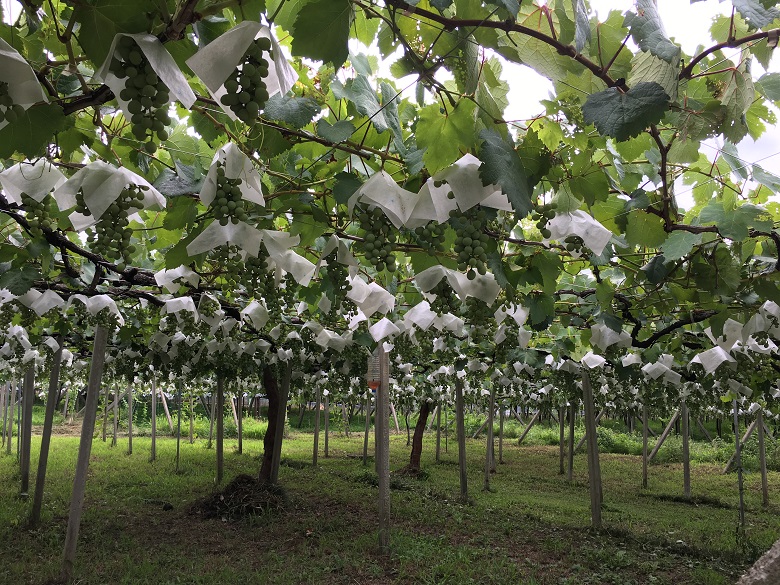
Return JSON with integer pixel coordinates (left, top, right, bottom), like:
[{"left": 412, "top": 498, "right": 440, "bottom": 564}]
[
  {"left": 263, "top": 95, "right": 321, "bottom": 129},
  {"left": 641, "top": 255, "right": 671, "bottom": 284},
  {"left": 699, "top": 201, "right": 773, "bottom": 240},
  {"left": 625, "top": 210, "right": 667, "bottom": 248},
  {"left": 477, "top": 129, "right": 533, "bottom": 218},
  {"left": 317, "top": 120, "right": 356, "bottom": 143},
  {"left": 430, "top": 0, "right": 453, "bottom": 11},
  {"left": 582, "top": 82, "right": 669, "bottom": 142},
  {"left": 623, "top": 0, "right": 681, "bottom": 63},
  {"left": 0, "top": 104, "right": 67, "bottom": 159},
  {"left": 0, "top": 264, "right": 40, "bottom": 295},
  {"left": 732, "top": 0, "right": 780, "bottom": 29},
  {"left": 627, "top": 50, "right": 679, "bottom": 102},
  {"left": 661, "top": 230, "right": 702, "bottom": 261},
  {"left": 154, "top": 161, "right": 204, "bottom": 198},
  {"left": 291, "top": 0, "right": 352, "bottom": 66},
  {"left": 333, "top": 172, "right": 363, "bottom": 205},
  {"left": 73, "top": 0, "right": 155, "bottom": 65},
  {"left": 331, "top": 76, "right": 388, "bottom": 132},
  {"left": 416, "top": 100, "right": 477, "bottom": 174},
  {"left": 755, "top": 73, "right": 780, "bottom": 101},
  {"left": 572, "top": 0, "right": 591, "bottom": 52},
  {"left": 486, "top": 0, "right": 519, "bottom": 18}
]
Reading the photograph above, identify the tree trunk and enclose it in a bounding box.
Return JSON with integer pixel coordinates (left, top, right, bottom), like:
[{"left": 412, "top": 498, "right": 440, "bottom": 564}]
[
  {"left": 376, "top": 349, "right": 390, "bottom": 556},
  {"left": 259, "top": 362, "right": 290, "bottom": 485},
  {"left": 216, "top": 377, "right": 224, "bottom": 484},
  {"left": 20, "top": 366, "right": 35, "bottom": 496},
  {"left": 237, "top": 391, "right": 243, "bottom": 455},
  {"left": 435, "top": 402, "right": 442, "bottom": 463},
  {"left": 455, "top": 378, "right": 467, "bottom": 501},
  {"left": 408, "top": 400, "right": 434, "bottom": 472},
  {"left": 582, "top": 372, "right": 602, "bottom": 529},
  {"left": 61, "top": 326, "right": 109, "bottom": 582}
]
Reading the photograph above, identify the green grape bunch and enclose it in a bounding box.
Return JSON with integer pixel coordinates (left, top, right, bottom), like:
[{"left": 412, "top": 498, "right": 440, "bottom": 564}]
[
  {"left": 109, "top": 36, "right": 172, "bottom": 153},
  {"left": 210, "top": 244, "right": 245, "bottom": 293},
  {"left": 449, "top": 204, "right": 490, "bottom": 280},
  {"left": 358, "top": 206, "right": 397, "bottom": 273},
  {"left": 21, "top": 192, "right": 53, "bottom": 237},
  {"left": 0, "top": 81, "right": 25, "bottom": 125},
  {"left": 80, "top": 184, "right": 145, "bottom": 269},
  {"left": 530, "top": 200, "right": 556, "bottom": 239},
  {"left": 429, "top": 278, "right": 459, "bottom": 316},
  {"left": 412, "top": 220, "right": 446, "bottom": 254},
  {"left": 211, "top": 164, "right": 249, "bottom": 226},
  {"left": 220, "top": 37, "right": 273, "bottom": 124},
  {"left": 563, "top": 235, "right": 584, "bottom": 253}
]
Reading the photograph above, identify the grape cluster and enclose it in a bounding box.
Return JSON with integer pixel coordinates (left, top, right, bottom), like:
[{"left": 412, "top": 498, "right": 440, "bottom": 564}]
[
  {"left": 449, "top": 205, "right": 490, "bottom": 279},
  {"left": 563, "top": 235, "right": 584, "bottom": 253},
  {"left": 109, "top": 36, "right": 172, "bottom": 153},
  {"left": 81, "top": 185, "right": 144, "bottom": 269},
  {"left": 210, "top": 245, "right": 245, "bottom": 293},
  {"left": 22, "top": 192, "right": 53, "bottom": 237},
  {"left": 530, "top": 201, "right": 556, "bottom": 239},
  {"left": 321, "top": 251, "right": 351, "bottom": 312},
  {"left": 0, "top": 82, "right": 24, "bottom": 124},
  {"left": 358, "top": 207, "right": 397, "bottom": 273},
  {"left": 211, "top": 165, "right": 248, "bottom": 226},
  {"left": 413, "top": 220, "right": 446, "bottom": 253},
  {"left": 220, "top": 37, "right": 272, "bottom": 124},
  {"left": 429, "top": 278, "right": 459, "bottom": 316},
  {"left": 463, "top": 296, "right": 493, "bottom": 326}
]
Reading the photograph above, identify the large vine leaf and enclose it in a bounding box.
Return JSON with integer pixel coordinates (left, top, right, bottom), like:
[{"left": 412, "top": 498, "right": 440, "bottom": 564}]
[
  {"left": 73, "top": 0, "right": 155, "bottom": 65},
  {"left": 0, "top": 105, "right": 67, "bottom": 159},
  {"left": 699, "top": 201, "right": 773, "bottom": 240},
  {"left": 331, "top": 76, "right": 388, "bottom": 132},
  {"left": 582, "top": 82, "right": 669, "bottom": 142},
  {"left": 572, "top": 0, "right": 591, "bottom": 53},
  {"left": 263, "top": 95, "right": 321, "bottom": 129},
  {"left": 628, "top": 51, "right": 680, "bottom": 102},
  {"left": 291, "top": 0, "right": 352, "bottom": 66},
  {"left": 416, "top": 100, "right": 477, "bottom": 174},
  {"left": 756, "top": 73, "right": 780, "bottom": 101},
  {"left": 623, "top": 0, "right": 681, "bottom": 63},
  {"left": 477, "top": 129, "right": 533, "bottom": 218},
  {"left": 732, "top": 0, "right": 780, "bottom": 29},
  {"left": 0, "top": 263, "right": 40, "bottom": 295}
]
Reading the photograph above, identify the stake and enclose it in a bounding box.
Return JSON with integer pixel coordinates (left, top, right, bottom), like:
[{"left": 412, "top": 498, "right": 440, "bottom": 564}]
[
  {"left": 150, "top": 378, "right": 157, "bottom": 462},
  {"left": 582, "top": 371, "right": 602, "bottom": 529},
  {"left": 207, "top": 391, "right": 216, "bottom": 449},
  {"left": 101, "top": 384, "right": 109, "bottom": 442},
  {"left": 455, "top": 377, "right": 468, "bottom": 500},
  {"left": 216, "top": 377, "right": 224, "bottom": 484},
  {"left": 648, "top": 410, "right": 680, "bottom": 462},
  {"left": 324, "top": 395, "right": 330, "bottom": 458},
  {"left": 435, "top": 401, "right": 442, "bottom": 463},
  {"left": 237, "top": 390, "right": 243, "bottom": 454},
  {"left": 377, "top": 348, "right": 390, "bottom": 556},
  {"left": 62, "top": 385, "right": 69, "bottom": 421},
  {"left": 484, "top": 387, "right": 495, "bottom": 490},
  {"left": 517, "top": 410, "right": 541, "bottom": 445},
  {"left": 733, "top": 400, "right": 746, "bottom": 530},
  {"left": 159, "top": 389, "right": 174, "bottom": 434},
  {"left": 61, "top": 326, "right": 109, "bottom": 582},
  {"left": 127, "top": 385, "right": 133, "bottom": 455},
  {"left": 341, "top": 403, "right": 350, "bottom": 438},
  {"left": 757, "top": 410, "right": 769, "bottom": 508},
  {"left": 30, "top": 341, "right": 64, "bottom": 526},
  {"left": 1, "top": 381, "right": 6, "bottom": 448},
  {"left": 313, "top": 384, "right": 321, "bottom": 466},
  {"left": 642, "top": 401, "right": 649, "bottom": 489},
  {"left": 681, "top": 400, "right": 690, "bottom": 499},
  {"left": 269, "top": 362, "right": 291, "bottom": 485},
  {"left": 362, "top": 393, "right": 371, "bottom": 466},
  {"left": 723, "top": 419, "right": 759, "bottom": 474},
  {"left": 390, "top": 402, "right": 400, "bottom": 434},
  {"left": 567, "top": 400, "right": 575, "bottom": 482},
  {"left": 112, "top": 386, "right": 118, "bottom": 447},
  {"left": 574, "top": 410, "right": 605, "bottom": 453},
  {"left": 189, "top": 391, "right": 194, "bottom": 444},
  {"left": 559, "top": 404, "right": 565, "bottom": 475},
  {"left": 20, "top": 367, "right": 35, "bottom": 496},
  {"left": 175, "top": 384, "right": 182, "bottom": 473}
]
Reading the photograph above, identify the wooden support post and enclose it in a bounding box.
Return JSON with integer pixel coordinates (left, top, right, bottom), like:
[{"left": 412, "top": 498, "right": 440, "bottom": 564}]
[
  {"left": 471, "top": 416, "right": 489, "bottom": 439},
  {"left": 517, "top": 410, "right": 541, "bottom": 445},
  {"left": 229, "top": 394, "right": 239, "bottom": 429},
  {"left": 559, "top": 405, "right": 565, "bottom": 475},
  {"left": 189, "top": 391, "right": 194, "bottom": 444},
  {"left": 7, "top": 380, "right": 15, "bottom": 456},
  {"left": 582, "top": 371, "right": 602, "bottom": 529},
  {"left": 324, "top": 395, "right": 329, "bottom": 458},
  {"left": 362, "top": 394, "right": 371, "bottom": 466},
  {"left": 377, "top": 348, "right": 391, "bottom": 556},
  {"left": 1, "top": 381, "right": 6, "bottom": 448},
  {"left": 567, "top": 401, "right": 575, "bottom": 482},
  {"left": 499, "top": 406, "right": 505, "bottom": 464},
  {"left": 696, "top": 418, "right": 712, "bottom": 442},
  {"left": 30, "top": 336, "right": 62, "bottom": 528},
  {"left": 642, "top": 401, "right": 649, "bottom": 489},
  {"left": 20, "top": 367, "right": 35, "bottom": 496},
  {"left": 435, "top": 401, "right": 442, "bottom": 462},
  {"left": 216, "top": 377, "right": 224, "bottom": 484},
  {"left": 100, "top": 384, "right": 109, "bottom": 442},
  {"left": 207, "top": 392, "right": 216, "bottom": 449},
  {"left": 648, "top": 410, "right": 680, "bottom": 462},
  {"left": 160, "top": 389, "right": 174, "bottom": 434},
  {"left": 723, "top": 419, "right": 759, "bottom": 474},
  {"left": 61, "top": 326, "right": 108, "bottom": 582},
  {"left": 62, "top": 385, "right": 69, "bottom": 421},
  {"left": 236, "top": 391, "right": 243, "bottom": 455},
  {"left": 758, "top": 410, "right": 769, "bottom": 508},
  {"left": 681, "top": 400, "right": 691, "bottom": 499},
  {"left": 112, "top": 387, "right": 118, "bottom": 447},
  {"left": 733, "top": 400, "right": 746, "bottom": 530},
  {"left": 484, "top": 387, "right": 495, "bottom": 490},
  {"left": 150, "top": 378, "right": 157, "bottom": 462},
  {"left": 509, "top": 409, "right": 526, "bottom": 426},
  {"left": 390, "top": 402, "right": 400, "bottom": 434},
  {"left": 427, "top": 405, "right": 438, "bottom": 431},
  {"left": 269, "top": 362, "right": 291, "bottom": 485},
  {"left": 313, "top": 384, "right": 321, "bottom": 466},
  {"left": 574, "top": 410, "right": 605, "bottom": 453},
  {"left": 127, "top": 385, "right": 133, "bottom": 455},
  {"left": 341, "top": 403, "right": 350, "bottom": 438},
  {"left": 175, "top": 385, "right": 182, "bottom": 473},
  {"left": 455, "top": 377, "right": 468, "bottom": 501}
]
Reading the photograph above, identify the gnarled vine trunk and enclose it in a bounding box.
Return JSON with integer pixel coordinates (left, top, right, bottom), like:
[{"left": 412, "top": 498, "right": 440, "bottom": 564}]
[{"left": 407, "top": 400, "right": 434, "bottom": 472}]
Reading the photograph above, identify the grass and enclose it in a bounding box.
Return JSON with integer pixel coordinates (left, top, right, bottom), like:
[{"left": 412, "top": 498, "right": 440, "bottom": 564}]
[{"left": 1, "top": 410, "right": 779, "bottom": 584}]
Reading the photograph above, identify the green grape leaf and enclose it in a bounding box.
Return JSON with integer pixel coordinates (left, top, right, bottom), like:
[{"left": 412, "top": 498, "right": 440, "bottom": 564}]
[
  {"left": 625, "top": 210, "right": 667, "bottom": 247},
  {"left": 720, "top": 141, "right": 750, "bottom": 180},
  {"left": 755, "top": 73, "right": 780, "bottom": 101},
  {"left": 0, "top": 263, "right": 40, "bottom": 295},
  {"left": 627, "top": 50, "right": 679, "bottom": 102},
  {"left": 531, "top": 251, "right": 562, "bottom": 295},
  {"left": 162, "top": 197, "right": 199, "bottom": 230},
  {"left": 331, "top": 76, "right": 388, "bottom": 132},
  {"left": 528, "top": 293, "right": 556, "bottom": 327},
  {"left": 582, "top": 82, "right": 669, "bottom": 142},
  {"left": 73, "top": 0, "right": 155, "bottom": 65},
  {"left": 661, "top": 230, "right": 702, "bottom": 261},
  {"left": 193, "top": 16, "right": 231, "bottom": 47},
  {"left": 623, "top": 0, "right": 681, "bottom": 63},
  {"left": 263, "top": 95, "right": 321, "bottom": 129},
  {"left": 0, "top": 104, "right": 67, "bottom": 159},
  {"left": 430, "top": 0, "right": 454, "bottom": 11},
  {"left": 732, "top": 0, "right": 780, "bottom": 29},
  {"left": 291, "top": 0, "right": 352, "bottom": 66},
  {"left": 477, "top": 128, "right": 533, "bottom": 218},
  {"left": 752, "top": 164, "right": 780, "bottom": 193},
  {"left": 417, "top": 100, "right": 477, "bottom": 174},
  {"left": 153, "top": 161, "right": 204, "bottom": 198},
  {"left": 317, "top": 119, "right": 356, "bottom": 143},
  {"left": 572, "top": 0, "right": 591, "bottom": 52},
  {"left": 641, "top": 255, "right": 671, "bottom": 284},
  {"left": 333, "top": 172, "right": 363, "bottom": 205},
  {"left": 486, "top": 0, "right": 519, "bottom": 17},
  {"left": 699, "top": 201, "right": 773, "bottom": 240}
]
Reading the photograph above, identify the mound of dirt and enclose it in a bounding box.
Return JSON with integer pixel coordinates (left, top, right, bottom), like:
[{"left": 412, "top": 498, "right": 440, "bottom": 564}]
[{"left": 189, "top": 474, "right": 288, "bottom": 520}]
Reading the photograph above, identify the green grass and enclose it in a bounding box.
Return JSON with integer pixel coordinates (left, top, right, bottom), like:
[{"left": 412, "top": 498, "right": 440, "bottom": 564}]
[{"left": 1, "top": 414, "right": 779, "bottom": 584}]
